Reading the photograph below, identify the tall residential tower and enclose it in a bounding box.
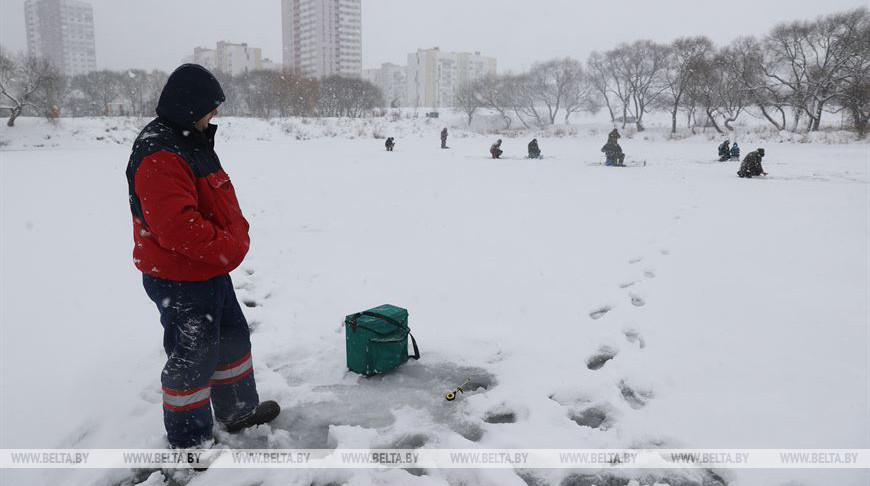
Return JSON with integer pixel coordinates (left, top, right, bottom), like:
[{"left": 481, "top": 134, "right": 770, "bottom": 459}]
[
  {"left": 24, "top": 0, "right": 96, "bottom": 76},
  {"left": 281, "top": 0, "right": 362, "bottom": 78}
]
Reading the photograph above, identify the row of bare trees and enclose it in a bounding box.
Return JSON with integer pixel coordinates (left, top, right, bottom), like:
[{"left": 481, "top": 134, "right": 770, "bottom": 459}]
[
  {"left": 456, "top": 58, "right": 598, "bottom": 130},
  {"left": 0, "top": 49, "right": 383, "bottom": 126},
  {"left": 457, "top": 7, "right": 869, "bottom": 136},
  {"left": 2, "top": 8, "right": 866, "bottom": 133}
]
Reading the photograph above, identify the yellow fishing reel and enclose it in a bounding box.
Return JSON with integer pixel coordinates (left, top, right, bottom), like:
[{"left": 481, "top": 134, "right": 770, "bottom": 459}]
[{"left": 445, "top": 378, "right": 471, "bottom": 401}]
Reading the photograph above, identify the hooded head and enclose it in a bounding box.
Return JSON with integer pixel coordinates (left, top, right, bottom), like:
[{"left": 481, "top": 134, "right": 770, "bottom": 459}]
[
  {"left": 757, "top": 148, "right": 765, "bottom": 157},
  {"left": 156, "top": 64, "right": 225, "bottom": 129}
]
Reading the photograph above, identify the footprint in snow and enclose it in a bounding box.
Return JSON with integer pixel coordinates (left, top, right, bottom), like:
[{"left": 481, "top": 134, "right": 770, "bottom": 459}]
[
  {"left": 630, "top": 294, "right": 646, "bottom": 307},
  {"left": 644, "top": 269, "right": 656, "bottom": 278},
  {"left": 619, "top": 281, "right": 637, "bottom": 289},
  {"left": 660, "top": 249, "right": 671, "bottom": 256},
  {"left": 483, "top": 405, "right": 519, "bottom": 424},
  {"left": 549, "top": 394, "right": 616, "bottom": 431},
  {"left": 586, "top": 346, "right": 618, "bottom": 370},
  {"left": 618, "top": 380, "right": 653, "bottom": 409},
  {"left": 384, "top": 433, "right": 430, "bottom": 450},
  {"left": 623, "top": 329, "right": 646, "bottom": 349},
  {"left": 569, "top": 406, "right": 613, "bottom": 430},
  {"left": 629, "top": 256, "right": 643, "bottom": 264},
  {"left": 589, "top": 306, "right": 612, "bottom": 320}
]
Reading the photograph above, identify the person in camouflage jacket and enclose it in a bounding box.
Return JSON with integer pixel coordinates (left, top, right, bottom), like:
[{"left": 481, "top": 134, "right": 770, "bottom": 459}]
[{"left": 738, "top": 148, "right": 767, "bottom": 178}]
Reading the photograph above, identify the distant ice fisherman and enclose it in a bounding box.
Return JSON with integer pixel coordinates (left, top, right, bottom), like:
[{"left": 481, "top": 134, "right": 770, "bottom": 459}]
[{"left": 737, "top": 148, "right": 768, "bottom": 178}]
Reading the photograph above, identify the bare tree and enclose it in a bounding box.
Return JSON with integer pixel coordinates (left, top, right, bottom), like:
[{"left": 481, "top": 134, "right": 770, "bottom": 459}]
[
  {"left": 725, "top": 37, "right": 790, "bottom": 131},
  {"left": 473, "top": 73, "right": 513, "bottom": 129},
  {"left": 662, "top": 36, "right": 713, "bottom": 134},
  {"left": 690, "top": 51, "right": 750, "bottom": 134},
  {"left": 524, "top": 58, "right": 578, "bottom": 124},
  {"left": 317, "top": 76, "right": 383, "bottom": 118},
  {"left": 714, "top": 50, "right": 751, "bottom": 131},
  {"left": 763, "top": 8, "right": 869, "bottom": 131},
  {"left": 839, "top": 67, "right": 870, "bottom": 137},
  {"left": 72, "top": 70, "right": 122, "bottom": 116},
  {"left": 836, "top": 14, "right": 870, "bottom": 137},
  {"left": 238, "top": 70, "right": 282, "bottom": 118},
  {"left": 0, "top": 51, "right": 63, "bottom": 126},
  {"left": 507, "top": 72, "right": 544, "bottom": 128},
  {"left": 588, "top": 51, "right": 631, "bottom": 125},
  {"left": 454, "top": 81, "right": 480, "bottom": 125},
  {"left": 561, "top": 60, "right": 595, "bottom": 123},
  {"left": 119, "top": 69, "right": 159, "bottom": 117},
  {"left": 613, "top": 40, "right": 669, "bottom": 131},
  {"left": 587, "top": 52, "right": 613, "bottom": 122},
  {"left": 145, "top": 69, "right": 168, "bottom": 115},
  {"left": 273, "top": 70, "right": 319, "bottom": 117}
]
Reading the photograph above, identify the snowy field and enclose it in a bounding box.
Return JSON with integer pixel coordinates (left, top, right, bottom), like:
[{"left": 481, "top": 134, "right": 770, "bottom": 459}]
[{"left": 1, "top": 117, "right": 868, "bottom": 486}]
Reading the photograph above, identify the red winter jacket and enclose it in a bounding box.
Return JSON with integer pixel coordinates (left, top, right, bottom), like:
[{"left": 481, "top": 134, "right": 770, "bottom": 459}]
[{"left": 127, "top": 119, "right": 249, "bottom": 281}]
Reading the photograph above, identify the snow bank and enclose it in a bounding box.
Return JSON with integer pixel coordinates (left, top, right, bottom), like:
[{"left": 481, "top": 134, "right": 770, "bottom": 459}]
[{"left": 1, "top": 115, "right": 866, "bottom": 152}]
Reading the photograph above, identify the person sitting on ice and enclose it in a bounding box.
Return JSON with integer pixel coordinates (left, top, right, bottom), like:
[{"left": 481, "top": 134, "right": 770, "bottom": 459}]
[
  {"left": 490, "top": 139, "right": 503, "bottom": 159},
  {"left": 729, "top": 142, "right": 740, "bottom": 161},
  {"left": 601, "top": 138, "right": 625, "bottom": 166},
  {"left": 737, "top": 148, "right": 767, "bottom": 178},
  {"left": 718, "top": 139, "right": 731, "bottom": 161},
  {"left": 528, "top": 138, "right": 542, "bottom": 159},
  {"left": 385, "top": 137, "right": 395, "bottom": 152}
]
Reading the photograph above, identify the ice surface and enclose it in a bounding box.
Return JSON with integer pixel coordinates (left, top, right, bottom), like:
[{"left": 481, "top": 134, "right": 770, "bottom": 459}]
[{"left": 1, "top": 116, "right": 868, "bottom": 486}]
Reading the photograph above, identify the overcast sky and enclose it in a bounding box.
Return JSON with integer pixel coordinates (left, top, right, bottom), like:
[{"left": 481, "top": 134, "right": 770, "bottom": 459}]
[{"left": 0, "top": 0, "right": 865, "bottom": 73}]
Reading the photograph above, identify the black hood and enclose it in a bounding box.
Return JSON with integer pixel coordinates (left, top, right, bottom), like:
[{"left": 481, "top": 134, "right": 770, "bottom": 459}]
[{"left": 156, "top": 64, "right": 225, "bottom": 128}]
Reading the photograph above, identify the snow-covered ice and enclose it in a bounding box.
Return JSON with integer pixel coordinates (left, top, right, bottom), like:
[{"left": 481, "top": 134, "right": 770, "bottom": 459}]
[{"left": 1, "top": 117, "right": 868, "bottom": 486}]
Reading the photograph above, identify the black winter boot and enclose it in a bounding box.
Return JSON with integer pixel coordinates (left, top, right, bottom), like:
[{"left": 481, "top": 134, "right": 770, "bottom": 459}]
[{"left": 224, "top": 401, "right": 281, "bottom": 433}]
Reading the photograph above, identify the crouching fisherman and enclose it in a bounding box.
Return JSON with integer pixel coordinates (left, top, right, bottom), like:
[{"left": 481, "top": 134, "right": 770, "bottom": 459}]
[
  {"left": 385, "top": 137, "right": 395, "bottom": 151},
  {"left": 737, "top": 148, "right": 768, "bottom": 178},
  {"left": 491, "top": 139, "right": 503, "bottom": 159},
  {"left": 718, "top": 139, "right": 731, "bottom": 161},
  {"left": 528, "top": 138, "right": 542, "bottom": 159},
  {"left": 126, "top": 64, "right": 280, "bottom": 449},
  {"left": 602, "top": 141, "right": 625, "bottom": 166}
]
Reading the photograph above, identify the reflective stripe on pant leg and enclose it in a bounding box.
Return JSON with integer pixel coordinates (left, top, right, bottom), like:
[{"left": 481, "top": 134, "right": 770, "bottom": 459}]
[
  {"left": 143, "top": 274, "right": 222, "bottom": 447},
  {"left": 211, "top": 275, "right": 260, "bottom": 424},
  {"left": 163, "top": 384, "right": 211, "bottom": 412},
  {"left": 210, "top": 352, "right": 253, "bottom": 385}
]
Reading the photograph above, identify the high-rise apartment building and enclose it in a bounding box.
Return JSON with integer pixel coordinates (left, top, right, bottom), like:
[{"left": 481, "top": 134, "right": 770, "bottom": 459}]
[
  {"left": 406, "top": 48, "right": 496, "bottom": 108},
  {"left": 24, "top": 0, "right": 96, "bottom": 76},
  {"left": 281, "top": 0, "right": 362, "bottom": 78},
  {"left": 188, "top": 42, "right": 265, "bottom": 76}
]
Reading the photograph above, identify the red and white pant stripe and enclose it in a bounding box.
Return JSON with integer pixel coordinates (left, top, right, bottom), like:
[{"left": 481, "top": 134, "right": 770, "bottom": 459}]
[
  {"left": 162, "top": 384, "right": 211, "bottom": 412},
  {"left": 162, "top": 353, "right": 254, "bottom": 411},
  {"left": 210, "top": 352, "right": 253, "bottom": 385}
]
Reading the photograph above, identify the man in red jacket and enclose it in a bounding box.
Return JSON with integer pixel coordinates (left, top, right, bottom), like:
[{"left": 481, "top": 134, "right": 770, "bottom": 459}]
[{"left": 126, "top": 64, "right": 279, "bottom": 449}]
